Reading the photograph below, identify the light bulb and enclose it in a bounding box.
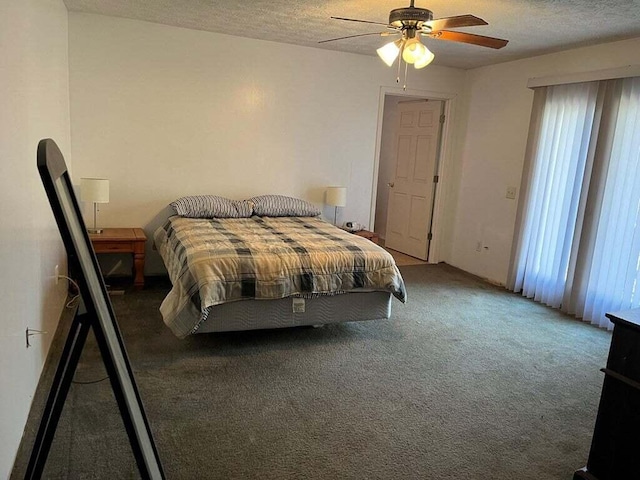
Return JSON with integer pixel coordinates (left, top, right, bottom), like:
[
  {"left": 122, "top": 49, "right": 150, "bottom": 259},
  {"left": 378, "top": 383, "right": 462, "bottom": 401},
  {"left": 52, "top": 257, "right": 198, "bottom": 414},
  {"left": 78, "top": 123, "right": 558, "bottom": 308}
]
[
  {"left": 402, "top": 38, "right": 427, "bottom": 64},
  {"left": 414, "top": 45, "right": 435, "bottom": 69},
  {"left": 377, "top": 40, "right": 401, "bottom": 67}
]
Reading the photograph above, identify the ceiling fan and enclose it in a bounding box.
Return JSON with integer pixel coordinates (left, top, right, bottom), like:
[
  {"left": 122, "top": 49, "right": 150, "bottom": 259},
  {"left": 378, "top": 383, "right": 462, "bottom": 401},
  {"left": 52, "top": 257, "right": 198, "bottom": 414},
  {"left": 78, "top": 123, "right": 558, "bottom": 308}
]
[{"left": 320, "top": 0, "right": 508, "bottom": 87}]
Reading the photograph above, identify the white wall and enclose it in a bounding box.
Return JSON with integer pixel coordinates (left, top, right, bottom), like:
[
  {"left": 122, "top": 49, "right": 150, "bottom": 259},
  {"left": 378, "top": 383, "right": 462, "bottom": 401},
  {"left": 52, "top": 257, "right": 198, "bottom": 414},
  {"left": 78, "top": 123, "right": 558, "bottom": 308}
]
[
  {"left": 0, "top": 0, "right": 71, "bottom": 476},
  {"left": 449, "top": 37, "right": 640, "bottom": 285},
  {"left": 68, "top": 13, "right": 466, "bottom": 274}
]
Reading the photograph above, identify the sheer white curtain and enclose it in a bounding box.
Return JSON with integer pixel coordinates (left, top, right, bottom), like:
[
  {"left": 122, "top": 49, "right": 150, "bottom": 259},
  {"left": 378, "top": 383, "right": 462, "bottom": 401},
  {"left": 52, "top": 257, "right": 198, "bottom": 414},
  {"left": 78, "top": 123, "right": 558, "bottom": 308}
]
[
  {"left": 509, "top": 82, "right": 599, "bottom": 307},
  {"left": 576, "top": 77, "right": 640, "bottom": 327},
  {"left": 509, "top": 76, "right": 640, "bottom": 329}
]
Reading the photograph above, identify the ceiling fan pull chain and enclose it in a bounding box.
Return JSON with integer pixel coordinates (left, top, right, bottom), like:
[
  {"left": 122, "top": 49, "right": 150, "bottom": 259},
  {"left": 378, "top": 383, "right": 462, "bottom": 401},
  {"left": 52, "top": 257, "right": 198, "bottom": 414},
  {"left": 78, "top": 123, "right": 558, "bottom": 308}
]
[
  {"left": 403, "top": 61, "right": 409, "bottom": 91},
  {"left": 396, "top": 42, "right": 404, "bottom": 83}
]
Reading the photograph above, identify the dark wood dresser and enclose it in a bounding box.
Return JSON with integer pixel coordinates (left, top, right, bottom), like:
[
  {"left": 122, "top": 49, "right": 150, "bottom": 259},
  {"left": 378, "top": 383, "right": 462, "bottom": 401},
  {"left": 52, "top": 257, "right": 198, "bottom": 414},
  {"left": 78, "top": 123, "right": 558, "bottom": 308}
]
[{"left": 574, "top": 309, "right": 640, "bottom": 480}]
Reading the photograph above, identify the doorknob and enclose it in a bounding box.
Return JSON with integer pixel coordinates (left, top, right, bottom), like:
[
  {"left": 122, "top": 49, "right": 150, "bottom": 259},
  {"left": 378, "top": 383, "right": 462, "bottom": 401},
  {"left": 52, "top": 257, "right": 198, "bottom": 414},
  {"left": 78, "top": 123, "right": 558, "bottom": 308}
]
[{"left": 387, "top": 182, "right": 395, "bottom": 188}]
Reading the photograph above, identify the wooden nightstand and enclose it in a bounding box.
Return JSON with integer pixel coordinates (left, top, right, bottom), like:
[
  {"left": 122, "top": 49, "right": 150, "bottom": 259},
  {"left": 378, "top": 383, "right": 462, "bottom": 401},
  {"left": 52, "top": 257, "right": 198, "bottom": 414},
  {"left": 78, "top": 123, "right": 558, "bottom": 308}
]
[
  {"left": 89, "top": 228, "right": 147, "bottom": 289},
  {"left": 354, "top": 229, "right": 380, "bottom": 244}
]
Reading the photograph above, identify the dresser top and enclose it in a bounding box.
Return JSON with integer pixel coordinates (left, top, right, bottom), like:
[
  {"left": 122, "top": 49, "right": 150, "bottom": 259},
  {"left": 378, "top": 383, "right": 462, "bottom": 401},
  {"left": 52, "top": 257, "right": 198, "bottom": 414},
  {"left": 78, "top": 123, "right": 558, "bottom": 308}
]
[{"left": 606, "top": 309, "right": 640, "bottom": 331}]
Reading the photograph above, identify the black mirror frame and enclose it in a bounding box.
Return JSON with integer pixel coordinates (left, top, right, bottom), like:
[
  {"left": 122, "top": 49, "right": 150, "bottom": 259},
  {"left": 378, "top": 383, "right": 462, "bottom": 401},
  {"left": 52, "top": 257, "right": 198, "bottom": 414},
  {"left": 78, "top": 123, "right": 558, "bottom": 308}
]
[{"left": 25, "top": 139, "right": 164, "bottom": 479}]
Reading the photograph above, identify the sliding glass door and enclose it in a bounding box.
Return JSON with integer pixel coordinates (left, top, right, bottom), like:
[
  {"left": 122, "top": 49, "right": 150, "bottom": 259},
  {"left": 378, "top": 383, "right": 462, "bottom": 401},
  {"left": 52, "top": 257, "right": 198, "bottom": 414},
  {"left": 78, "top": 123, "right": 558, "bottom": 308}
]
[{"left": 509, "top": 76, "right": 640, "bottom": 329}]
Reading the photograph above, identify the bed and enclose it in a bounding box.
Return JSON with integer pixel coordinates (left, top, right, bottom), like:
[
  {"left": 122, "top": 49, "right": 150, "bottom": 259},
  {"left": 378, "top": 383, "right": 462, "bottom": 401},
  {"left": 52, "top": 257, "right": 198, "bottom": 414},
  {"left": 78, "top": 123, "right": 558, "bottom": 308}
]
[{"left": 153, "top": 195, "right": 406, "bottom": 338}]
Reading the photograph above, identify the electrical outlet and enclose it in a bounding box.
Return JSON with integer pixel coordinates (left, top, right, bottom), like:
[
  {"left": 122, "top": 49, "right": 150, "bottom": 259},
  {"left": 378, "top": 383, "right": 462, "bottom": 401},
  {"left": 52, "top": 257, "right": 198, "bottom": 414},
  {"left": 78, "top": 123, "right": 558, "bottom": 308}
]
[
  {"left": 475, "top": 241, "right": 482, "bottom": 252},
  {"left": 54, "top": 265, "right": 59, "bottom": 284},
  {"left": 506, "top": 186, "right": 517, "bottom": 200}
]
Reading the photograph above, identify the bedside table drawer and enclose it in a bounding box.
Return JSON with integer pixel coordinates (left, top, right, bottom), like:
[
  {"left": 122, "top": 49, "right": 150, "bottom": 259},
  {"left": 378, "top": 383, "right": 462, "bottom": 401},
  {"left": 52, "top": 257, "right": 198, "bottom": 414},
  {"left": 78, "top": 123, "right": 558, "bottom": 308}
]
[
  {"left": 93, "top": 241, "right": 135, "bottom": 253},
  {"left": 88, "top": 228, "right": 147, "bottom": 289}
]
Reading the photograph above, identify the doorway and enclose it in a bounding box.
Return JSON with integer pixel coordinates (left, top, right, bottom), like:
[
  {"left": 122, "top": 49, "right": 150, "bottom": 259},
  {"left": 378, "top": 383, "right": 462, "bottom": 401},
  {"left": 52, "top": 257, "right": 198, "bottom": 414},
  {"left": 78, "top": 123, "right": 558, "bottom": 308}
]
[{"left": 371, "top": 91, "right": 450, "bottom": 263}]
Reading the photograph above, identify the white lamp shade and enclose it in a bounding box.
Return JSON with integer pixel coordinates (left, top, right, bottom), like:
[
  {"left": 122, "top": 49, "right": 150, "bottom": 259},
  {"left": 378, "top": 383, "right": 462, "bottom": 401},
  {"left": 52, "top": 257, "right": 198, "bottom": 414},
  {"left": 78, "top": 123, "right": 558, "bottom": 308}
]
[
  {"left": 402, "top": 38, "right": 428, "bottom": 64},
  {"left": 326, "top": 187, "right": 347, "bottom": 207},
  {"left": 80, "top": 178, "right": 109, "bottom": 203},
  {"left": 414, "top": 46, "right": 435, "bottom": 69},
  {"left": 377, "top": 40, "right": 401, "bottom": 67}
]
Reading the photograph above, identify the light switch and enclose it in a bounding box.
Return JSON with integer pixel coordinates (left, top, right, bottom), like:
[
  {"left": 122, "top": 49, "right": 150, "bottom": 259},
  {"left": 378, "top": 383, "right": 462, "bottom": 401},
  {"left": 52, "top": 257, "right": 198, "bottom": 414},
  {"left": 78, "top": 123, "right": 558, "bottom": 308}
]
[{"left": 506, "top": 186, "right": 517, "bottom": 200}]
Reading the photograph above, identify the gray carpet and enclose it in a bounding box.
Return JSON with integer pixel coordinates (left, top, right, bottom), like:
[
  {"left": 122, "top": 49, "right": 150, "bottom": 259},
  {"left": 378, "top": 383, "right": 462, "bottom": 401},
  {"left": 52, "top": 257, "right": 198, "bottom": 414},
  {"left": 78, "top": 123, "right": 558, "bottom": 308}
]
[{"left": 13, "top": 264, "right": 612, "bottom": 479}]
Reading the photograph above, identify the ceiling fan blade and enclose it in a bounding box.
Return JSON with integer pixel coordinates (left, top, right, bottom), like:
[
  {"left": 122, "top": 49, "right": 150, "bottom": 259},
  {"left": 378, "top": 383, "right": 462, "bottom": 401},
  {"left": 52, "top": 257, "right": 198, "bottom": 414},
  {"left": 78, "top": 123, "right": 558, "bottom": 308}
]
[
  {"left": 429, "top": 30, "right": 509, "bottom": 49},
  {"left": 425, "top": 14, "right": 487, "bottom": 31},
  {"left": 330, "top": 16, "right": 390, "bottom": 27},
  {"left": 318, "top": 31, "right": 397, "bottom": 44}
]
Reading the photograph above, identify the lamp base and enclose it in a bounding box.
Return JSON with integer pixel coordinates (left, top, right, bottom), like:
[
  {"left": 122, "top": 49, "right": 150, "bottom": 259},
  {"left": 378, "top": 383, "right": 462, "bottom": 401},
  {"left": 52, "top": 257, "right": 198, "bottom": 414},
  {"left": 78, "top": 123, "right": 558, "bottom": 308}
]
[{"left": 87, "top": 228, "right": 103, "bottom": 234}]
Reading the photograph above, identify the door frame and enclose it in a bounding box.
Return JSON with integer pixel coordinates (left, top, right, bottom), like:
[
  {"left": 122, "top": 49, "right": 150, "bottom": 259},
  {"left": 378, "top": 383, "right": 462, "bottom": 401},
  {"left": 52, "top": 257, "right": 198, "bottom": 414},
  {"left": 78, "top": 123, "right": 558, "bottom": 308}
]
[{"left": 369, "top": 86, "right": 457, "bottom": 264}]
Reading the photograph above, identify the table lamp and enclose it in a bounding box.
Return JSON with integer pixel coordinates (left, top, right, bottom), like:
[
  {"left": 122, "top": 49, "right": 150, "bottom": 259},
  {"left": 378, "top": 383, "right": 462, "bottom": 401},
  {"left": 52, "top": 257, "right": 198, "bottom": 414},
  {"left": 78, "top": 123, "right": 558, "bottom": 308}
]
[
  {"left": 80, "top": 178, "right": 109, "bottom": 234},
  {"left": 325, "top": 186, "right": 347, "bottom": 225}
]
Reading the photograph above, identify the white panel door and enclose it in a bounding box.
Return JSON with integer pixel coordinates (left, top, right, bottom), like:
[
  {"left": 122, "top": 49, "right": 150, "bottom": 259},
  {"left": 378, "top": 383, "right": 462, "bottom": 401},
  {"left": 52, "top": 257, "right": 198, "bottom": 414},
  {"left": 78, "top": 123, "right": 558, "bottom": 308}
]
[{"left": 385, "top": 100, "right": 443, "bottom": 260}]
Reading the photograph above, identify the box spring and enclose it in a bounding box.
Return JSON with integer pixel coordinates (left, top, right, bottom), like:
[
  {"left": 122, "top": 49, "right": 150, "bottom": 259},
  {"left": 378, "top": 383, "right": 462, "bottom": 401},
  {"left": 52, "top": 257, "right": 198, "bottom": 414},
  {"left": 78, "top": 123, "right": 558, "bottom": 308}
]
[{"left": 197, "top": 291, "right": 392, "bottom": 333}]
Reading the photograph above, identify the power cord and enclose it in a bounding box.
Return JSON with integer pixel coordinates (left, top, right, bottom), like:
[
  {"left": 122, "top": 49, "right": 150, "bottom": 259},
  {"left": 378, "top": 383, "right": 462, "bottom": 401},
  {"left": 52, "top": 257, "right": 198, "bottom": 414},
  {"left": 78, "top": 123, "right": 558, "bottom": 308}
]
[
  {"left": 72, "top": 376, "right": 109, "bottom": 385},
  {"left": 57, "top": 274, "right": 109, "bottom": 385},
  {"left": 57, "top": 274, "right": 80, "bottom": 309}
]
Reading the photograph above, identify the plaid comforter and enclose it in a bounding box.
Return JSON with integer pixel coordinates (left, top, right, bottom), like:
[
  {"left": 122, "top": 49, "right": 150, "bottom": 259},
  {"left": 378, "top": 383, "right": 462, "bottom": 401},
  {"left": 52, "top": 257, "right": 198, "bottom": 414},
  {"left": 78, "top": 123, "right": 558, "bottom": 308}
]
[{"left": 154, "top": 216, "right": 406, "bottom": 337}]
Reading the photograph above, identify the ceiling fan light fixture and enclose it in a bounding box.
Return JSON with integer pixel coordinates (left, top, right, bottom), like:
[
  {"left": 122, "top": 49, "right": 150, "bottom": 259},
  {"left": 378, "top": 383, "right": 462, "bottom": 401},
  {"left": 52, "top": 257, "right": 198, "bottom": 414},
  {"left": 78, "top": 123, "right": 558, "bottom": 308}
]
[
  {"left": 413, "top": 45, "right": 435, "bottom": 69},
  {"left": 401, "top": 37, "right": 427, "bottom": 64},
  {"left": 324, "top": 2, "right": 509, "bottom": 90},
  {"left": 377, "top": 39, "right": 402, "bottom": 67}
]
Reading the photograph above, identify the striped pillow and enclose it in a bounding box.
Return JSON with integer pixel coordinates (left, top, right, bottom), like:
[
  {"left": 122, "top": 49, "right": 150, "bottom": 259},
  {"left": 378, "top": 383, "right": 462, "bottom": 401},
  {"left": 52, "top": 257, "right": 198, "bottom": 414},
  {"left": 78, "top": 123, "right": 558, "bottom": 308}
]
[
  {"left": 249, "top": 195, "right": 321, "bottom": 217},
  {"left": 170, "top": 195, "right": 252, "bottom": 218}
]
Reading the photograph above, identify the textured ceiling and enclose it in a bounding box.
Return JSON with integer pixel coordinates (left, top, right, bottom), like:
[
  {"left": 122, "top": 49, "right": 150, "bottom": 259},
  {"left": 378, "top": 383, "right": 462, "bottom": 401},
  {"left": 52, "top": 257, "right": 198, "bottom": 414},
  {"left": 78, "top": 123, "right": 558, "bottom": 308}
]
[{"left": 63, "top": 0, "right": 640, "bottom": 69}]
